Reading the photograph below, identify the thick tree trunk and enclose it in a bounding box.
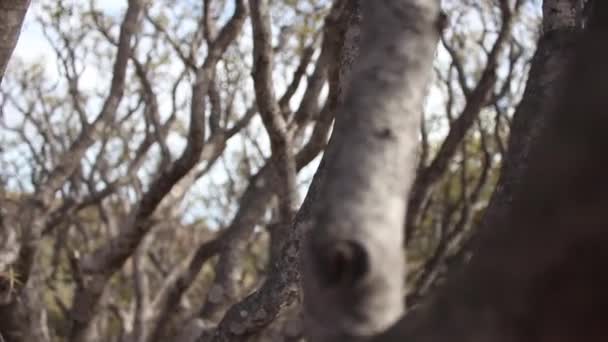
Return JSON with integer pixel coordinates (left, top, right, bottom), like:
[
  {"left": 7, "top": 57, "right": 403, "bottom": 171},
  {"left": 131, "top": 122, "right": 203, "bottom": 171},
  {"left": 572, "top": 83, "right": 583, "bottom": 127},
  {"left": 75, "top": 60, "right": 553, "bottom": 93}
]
[
  {"left": 373, "top": 1, "right": 608, "bottom": 341},
  {"left": 301, "top": 0, "right": 442, "bottom": 340},
  {"left": 467, "top": 0, "right": 581, "bottom": 270},
  {"left": 0, "top": 0, "right": 30, "bottom": 85}
]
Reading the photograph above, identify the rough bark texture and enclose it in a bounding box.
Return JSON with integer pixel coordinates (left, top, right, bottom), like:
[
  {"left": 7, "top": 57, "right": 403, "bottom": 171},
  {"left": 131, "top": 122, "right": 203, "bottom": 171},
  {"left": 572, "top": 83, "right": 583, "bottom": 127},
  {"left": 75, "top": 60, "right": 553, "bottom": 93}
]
[
  {"left": 543, "top": 0, "right": 578, "bottom": 32},
  {"left": 371, "top": 1, "right": 608, "bottom": 341},
  {"left": 0, "top": 0, "right": 30, "bottom": 85},
  {"left": 301, "top": 0, "right": 442, "bottom": 340}
]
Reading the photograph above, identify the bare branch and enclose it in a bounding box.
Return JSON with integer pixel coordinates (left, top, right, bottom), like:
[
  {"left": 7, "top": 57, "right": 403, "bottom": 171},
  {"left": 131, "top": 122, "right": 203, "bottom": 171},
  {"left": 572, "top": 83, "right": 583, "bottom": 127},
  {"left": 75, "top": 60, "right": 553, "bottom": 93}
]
[
  {"left": 67, "top": 2, "right": 247, "bottom": 340},
  {"left": 405, "top": 2, "right": 518, "bottom": 243}
]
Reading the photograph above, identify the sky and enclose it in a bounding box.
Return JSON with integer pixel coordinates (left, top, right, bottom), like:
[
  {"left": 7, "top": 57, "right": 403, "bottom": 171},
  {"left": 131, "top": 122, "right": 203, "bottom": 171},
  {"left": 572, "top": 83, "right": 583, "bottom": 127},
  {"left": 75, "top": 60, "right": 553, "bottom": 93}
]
[
  {"left": 3, "top": 0, "right": 541, "bottom": 226},
  {"left": 14, "top": 0, "right": 125, "bottom": 63},
  {"left": 4, "top": 0, "right": 319, "bottom": 227}
]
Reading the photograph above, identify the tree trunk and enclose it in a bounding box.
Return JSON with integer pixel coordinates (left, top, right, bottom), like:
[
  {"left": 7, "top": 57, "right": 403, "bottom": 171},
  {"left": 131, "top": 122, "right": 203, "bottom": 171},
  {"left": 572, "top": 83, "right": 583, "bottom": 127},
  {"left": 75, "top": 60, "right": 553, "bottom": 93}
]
[
  {"left": 301, "top": 0, "right": 443, "bottom": 340},
  {"left": 372, "top": 1, "right": 608, "bottom": 341},
  {"left": 0, "top": 0, "right": 30, "bottom": 85}
]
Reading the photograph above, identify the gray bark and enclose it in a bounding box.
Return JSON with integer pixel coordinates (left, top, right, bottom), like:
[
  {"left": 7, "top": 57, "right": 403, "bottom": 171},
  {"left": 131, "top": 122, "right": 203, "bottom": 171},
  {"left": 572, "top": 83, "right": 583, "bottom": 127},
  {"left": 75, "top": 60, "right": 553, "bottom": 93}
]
[
  {"left": 371, "top": 1, "right": 608, "bottom": 341},
  {"left": 301, "top": 0, "right": 442, "bottom": 340}
]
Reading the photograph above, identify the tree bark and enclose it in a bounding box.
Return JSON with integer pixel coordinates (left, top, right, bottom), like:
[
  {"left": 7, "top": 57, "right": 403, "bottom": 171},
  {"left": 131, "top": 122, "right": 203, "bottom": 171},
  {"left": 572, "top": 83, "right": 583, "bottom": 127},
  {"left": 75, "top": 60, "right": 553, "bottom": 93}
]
[
  {"left": 0, "top": 0, "right": 30, "bottom": 85},
  {"left": 372, "top": 1, "right": 608, "bottom": 341},
  {"left": 301, "top": 0, "right": 443, "bottom": 340},
  {"left": 469, "top": 0, "right": 581, "bottom": 268}
]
